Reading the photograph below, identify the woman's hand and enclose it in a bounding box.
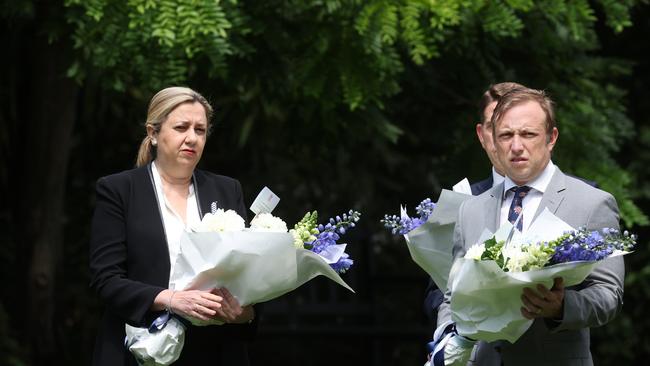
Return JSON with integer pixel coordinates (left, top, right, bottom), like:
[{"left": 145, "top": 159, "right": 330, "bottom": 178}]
[
  {"left": 166, "top": 289, "right": 224, "bottom": 322},
  {"left": 210, "top": 288, "right": 255, "bottom": 324}
]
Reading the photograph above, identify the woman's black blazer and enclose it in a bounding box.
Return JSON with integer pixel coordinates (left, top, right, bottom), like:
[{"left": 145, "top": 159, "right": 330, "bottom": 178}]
[{"left": 90, "top": 164, "right": 255, "bottom": 365}]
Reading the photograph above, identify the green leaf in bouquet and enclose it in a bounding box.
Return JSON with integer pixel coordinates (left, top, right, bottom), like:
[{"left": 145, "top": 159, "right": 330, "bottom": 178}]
[{"left": 480, "top": 237, "right": 506, "bottom": 269}]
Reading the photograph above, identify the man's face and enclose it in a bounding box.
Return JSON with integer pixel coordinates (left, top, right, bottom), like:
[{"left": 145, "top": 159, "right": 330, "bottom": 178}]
[
  {"left": 493, "top": 100, "right": 558, "bottom": 185},
  {"left": 476, "top": 101, "right": 504, "bottom": 174}
]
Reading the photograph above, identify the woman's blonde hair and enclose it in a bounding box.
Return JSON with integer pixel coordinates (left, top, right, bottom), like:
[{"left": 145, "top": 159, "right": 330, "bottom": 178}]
[{"left": 135, "top": 86, "right": 213, "bottom": 167}]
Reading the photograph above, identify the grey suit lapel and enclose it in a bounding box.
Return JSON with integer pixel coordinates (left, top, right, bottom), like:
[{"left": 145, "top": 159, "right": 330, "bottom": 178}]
[
  {"left": 533, "top": 168, "right": 567, "bottom": 220},
  {"left": 485, "top": 183, "right": 504, "bottom": 232}
]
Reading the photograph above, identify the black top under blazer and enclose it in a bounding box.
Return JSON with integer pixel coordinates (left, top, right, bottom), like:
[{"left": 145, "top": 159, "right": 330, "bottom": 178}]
[{"left": 90, "top": 164, "right": 256, "bottom": 366}]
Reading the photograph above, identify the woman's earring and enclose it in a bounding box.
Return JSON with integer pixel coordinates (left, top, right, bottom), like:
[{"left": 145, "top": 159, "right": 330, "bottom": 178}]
[{"left": 152, "top": 138, "right": 157, "bottom": 146}]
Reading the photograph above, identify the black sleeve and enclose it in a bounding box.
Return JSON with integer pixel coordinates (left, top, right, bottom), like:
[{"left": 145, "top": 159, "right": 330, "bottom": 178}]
[
  {"left": 89, "top": 176, "right": 165, "bottom": 327},
  {"left": 423, "top": 278, "right": 444, "bottom": 324}
]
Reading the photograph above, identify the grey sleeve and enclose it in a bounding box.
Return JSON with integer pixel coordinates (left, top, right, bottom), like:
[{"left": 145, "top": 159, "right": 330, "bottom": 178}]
[{"left": 554, "top": 193, "right": 625, "bottom": 332}]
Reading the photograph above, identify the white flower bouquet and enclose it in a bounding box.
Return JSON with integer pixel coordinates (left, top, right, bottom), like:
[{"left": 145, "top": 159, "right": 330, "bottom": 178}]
[
  {"left": 449, "top": 208, "right": 635, "bottom": 343},
  {"left": 172, "top": 209, "right": 357, "bottom": 311},
  {"left": 125, "top": 204, "right": 361, "bottom": 365}
]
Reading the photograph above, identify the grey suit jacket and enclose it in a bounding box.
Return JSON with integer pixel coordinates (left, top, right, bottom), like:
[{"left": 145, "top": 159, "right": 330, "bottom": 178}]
[{"left": 437, "top": 168, "right": 624, "bottom": 366}]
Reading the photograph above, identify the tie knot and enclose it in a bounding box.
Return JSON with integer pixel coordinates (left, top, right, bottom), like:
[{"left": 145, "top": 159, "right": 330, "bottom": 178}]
[{"left": 510, "top": 185, "right": 531, "bottom": 198}]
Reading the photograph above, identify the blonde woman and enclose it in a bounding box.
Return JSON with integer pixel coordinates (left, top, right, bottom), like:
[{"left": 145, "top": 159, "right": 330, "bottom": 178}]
[{"left": 90, "top": 87, "right": 255, "bottom": 365}]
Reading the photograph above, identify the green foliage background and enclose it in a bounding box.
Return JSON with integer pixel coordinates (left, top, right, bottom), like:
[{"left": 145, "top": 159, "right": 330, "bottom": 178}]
[{"left": 1, "top": 0, "right": 650, "bottom": 364}]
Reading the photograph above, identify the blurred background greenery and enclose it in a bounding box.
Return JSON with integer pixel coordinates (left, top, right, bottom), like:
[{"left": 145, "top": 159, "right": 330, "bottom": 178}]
[{"left": 1, "top": 0, "right": 650, "bottom": 364}]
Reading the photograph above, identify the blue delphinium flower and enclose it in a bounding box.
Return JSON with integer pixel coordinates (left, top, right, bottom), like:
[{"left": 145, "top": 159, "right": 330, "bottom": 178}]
[
  {"left": 382, "top": 198, "right": 436, "bottom": 235},
  {"left": 381, "top": 215, "right": 418, "bottom": 235},
  {"left": 305, "top": 210, "right": 361, "bottom": 273},
  {"left": 415, "top": 198, "right": 436, "bottom": 220},
  {"left": 547, "top": 227, "right": 636, "bottom": 266},
  {"left": 311, "top": 230, "right": 340, "bottom": 254},
  {"left": 330, "top": 253, "right": 353, "bottom": 273}
]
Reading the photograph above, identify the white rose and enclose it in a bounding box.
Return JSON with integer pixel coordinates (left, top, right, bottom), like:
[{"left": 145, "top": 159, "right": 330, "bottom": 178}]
[
  {"left": 250, "top": 213, "right": 288, "bottom": 232},
  {"left": 464, "top": 243, "right": 485, "bottom": 260},
  {"left": 503, "top": 246, "right": 530, "bottom": 272},
  {"left": 197, "top": 209, "right": 246, "bottom": 232}
]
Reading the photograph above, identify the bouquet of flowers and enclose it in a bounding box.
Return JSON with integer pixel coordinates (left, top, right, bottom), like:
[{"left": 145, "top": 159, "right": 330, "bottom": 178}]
[
  {"left": 172, "top": 206, "right": 360, "bottom": 307},
  {"left": 449, "top": 208, "right": 636, "bottom": 343},
  {"left": 381, "top": 189, "right": 472, "bottom": 290},
  {"left": 465, "top": 224, "right": 635, "bottom": 273},
  {"left": 126, "top": 204, "right": 361, "bottom": 365}
]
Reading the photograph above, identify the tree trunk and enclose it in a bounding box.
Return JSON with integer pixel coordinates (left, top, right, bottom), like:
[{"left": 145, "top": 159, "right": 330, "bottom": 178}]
[{"left": 12, "top": 1, "right": 79, "bottom": 362}]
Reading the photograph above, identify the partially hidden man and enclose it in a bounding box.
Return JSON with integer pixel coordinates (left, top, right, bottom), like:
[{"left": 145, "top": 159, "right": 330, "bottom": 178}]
[{"left": 423, "top": 82, "right": 525, "bottom": 323}]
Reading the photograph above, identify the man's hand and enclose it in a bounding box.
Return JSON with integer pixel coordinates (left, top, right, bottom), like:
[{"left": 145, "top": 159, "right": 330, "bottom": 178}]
[{"left": 521, "top": 277, "right": 564, "bottom": 320}]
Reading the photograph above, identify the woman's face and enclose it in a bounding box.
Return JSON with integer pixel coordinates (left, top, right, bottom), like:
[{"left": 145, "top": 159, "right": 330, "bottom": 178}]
[{"left": 152, "top": 101, "right": 208, "bottom": 171}]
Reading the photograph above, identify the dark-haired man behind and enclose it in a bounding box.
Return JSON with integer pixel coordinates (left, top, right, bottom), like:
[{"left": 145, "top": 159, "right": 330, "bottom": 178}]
[{"left": 423, "top": 82, "right": 525, "bottom": 323}]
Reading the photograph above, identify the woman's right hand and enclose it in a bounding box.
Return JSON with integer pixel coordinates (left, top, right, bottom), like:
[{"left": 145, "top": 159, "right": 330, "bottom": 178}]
[{"left": 155, "top": 289, "right": 225, "bottom": 322}]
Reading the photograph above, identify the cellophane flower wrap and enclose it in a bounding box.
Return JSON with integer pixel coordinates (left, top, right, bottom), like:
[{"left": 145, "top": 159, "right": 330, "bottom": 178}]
[
  {"left": 450, "top": 208, "right": 636, "bottom": 343},
  {"left": 381, "top": 189, "right": 473, "bottom": 290},
  {"left": 126, "top": 206, "right": 360, "bottom": 365},
  {"left": 173, "top": 208, "right": 359, "bottom": 315}
]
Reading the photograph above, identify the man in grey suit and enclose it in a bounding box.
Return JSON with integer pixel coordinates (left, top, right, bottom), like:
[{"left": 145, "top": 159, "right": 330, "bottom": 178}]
[
  {"left": 436, "top": 87, "right": 624, "bottom": 365},
  {"left": 424, "top": 82, "right": 526, "bottom": 324}
]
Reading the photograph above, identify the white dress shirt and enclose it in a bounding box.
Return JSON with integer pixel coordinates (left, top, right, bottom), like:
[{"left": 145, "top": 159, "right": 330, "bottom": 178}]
[
  {"left": 151, "top": 162, "right": 201, "bottom": 287},
  {"left": 499, "top": 161, "right": 556, "bottom": 233}
]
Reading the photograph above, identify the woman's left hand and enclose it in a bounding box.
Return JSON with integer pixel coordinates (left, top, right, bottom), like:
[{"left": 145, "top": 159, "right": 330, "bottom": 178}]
[{"left": 210, "top": 288, "right": 255, "bottom": 324}]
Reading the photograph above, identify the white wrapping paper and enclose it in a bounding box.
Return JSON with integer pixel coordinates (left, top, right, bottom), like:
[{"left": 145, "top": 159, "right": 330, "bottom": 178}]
[
  {"left": 449, "top": 208, "right": 627, "bottom": 343},
  {"left": 126, "top": 230, "right": 354, "bottom": 364},
  {"left": 403, "top": 189, "right": 473, "bottom": 291},
  {"left": 125, "top": 317, "right": 186, "bottom": 366},
  {"left": 173, "top": 231, "right": 354, "bottom": 307}
]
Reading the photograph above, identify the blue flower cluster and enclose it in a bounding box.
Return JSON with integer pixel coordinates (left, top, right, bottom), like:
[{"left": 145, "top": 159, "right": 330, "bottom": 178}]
[
  {"left": 548, "top": 227, "right": 636, "bottom": 265},
  {"left": 308, "top": 210, "right": 361, "bottom": 273},
  {"left": 330, "top": 253, "right": 354, "bottom": 273},
  {"left": 381, "top": 198, "right": 436, "bottom": 235}
]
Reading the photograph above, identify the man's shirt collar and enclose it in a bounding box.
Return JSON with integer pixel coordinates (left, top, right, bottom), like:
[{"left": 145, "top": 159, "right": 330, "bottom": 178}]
[{"left": 503, "top": 160, "right": 556, "bottom": 197}]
